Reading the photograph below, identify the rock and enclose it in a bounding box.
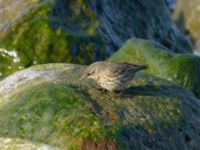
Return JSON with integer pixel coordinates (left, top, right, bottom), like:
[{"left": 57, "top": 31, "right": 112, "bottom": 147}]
[
  {"left": 109, "top": 38, "right": 200, "bottom": 98},
  {"left": 173, "top": 0, "right": 200, "bottom": 53},
  {"left": 0, "top": 0, "right": 192, "bottom": 78},
  {"left": 0, "top": 63, "right": 200, "bottom": 149}
]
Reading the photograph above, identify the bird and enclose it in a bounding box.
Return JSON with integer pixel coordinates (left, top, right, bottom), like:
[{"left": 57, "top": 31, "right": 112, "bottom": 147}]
[{"left": 82, "top": 61, "right": 148, "bottom": 92}]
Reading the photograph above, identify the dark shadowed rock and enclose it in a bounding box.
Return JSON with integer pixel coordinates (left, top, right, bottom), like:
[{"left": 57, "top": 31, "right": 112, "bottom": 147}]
[{"left": 0, "top": 63, "right": 200, "bottom": 149}]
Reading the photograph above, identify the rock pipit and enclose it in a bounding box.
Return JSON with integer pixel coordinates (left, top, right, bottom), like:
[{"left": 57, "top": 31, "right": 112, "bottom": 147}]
[{"left": 82, "top": 61, "right": 148, "bottom": 92}]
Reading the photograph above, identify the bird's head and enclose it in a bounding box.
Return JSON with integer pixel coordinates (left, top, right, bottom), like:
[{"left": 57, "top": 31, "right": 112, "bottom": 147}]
[{"left": 81, "top": 63, "right": 100, "bottom": 80}]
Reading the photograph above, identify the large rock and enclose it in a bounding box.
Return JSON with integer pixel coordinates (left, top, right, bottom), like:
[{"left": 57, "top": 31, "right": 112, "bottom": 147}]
[
  {"left": 0, "top": 0, "right": 192, "bottom": 78},
  {"left": 109, "top": 38, "right": 200, "bottom": 98},
  {"left": 0, "top": 63, "right": 200, "bottom": 149}
]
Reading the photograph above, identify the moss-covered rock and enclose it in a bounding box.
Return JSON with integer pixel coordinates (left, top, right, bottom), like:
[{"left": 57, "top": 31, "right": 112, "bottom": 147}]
[
  {"left": 0, "top": 1, "right": 105, "bottom": 65},
  {"left": 0, "top": 63, "right": 200, "bottom": 149},
  {"left": 109, "top": 38, "right": 200, "bottom": 98},
  {"left": 0, "top": 0, "right": 192, "bottom": 78}
]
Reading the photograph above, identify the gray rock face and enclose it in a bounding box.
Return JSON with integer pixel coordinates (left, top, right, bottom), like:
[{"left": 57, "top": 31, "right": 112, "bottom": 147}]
[
  {"left": 0, "top": 0, "right": 192, "bottom": 56},
  {"left": 51, "top": 0, "right": 191, "bottom": 54}
]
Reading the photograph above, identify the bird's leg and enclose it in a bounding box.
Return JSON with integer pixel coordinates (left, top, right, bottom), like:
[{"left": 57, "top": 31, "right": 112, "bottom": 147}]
[
  {"left": 97, "top": 87, "right": 108, "bottom": 93},
  {"left": 113, "top": 90, "right": 124, "bottom": 98}
]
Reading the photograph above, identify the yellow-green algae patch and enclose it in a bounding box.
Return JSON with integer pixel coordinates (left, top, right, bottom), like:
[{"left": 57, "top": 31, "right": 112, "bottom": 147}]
[
  {"left": 0, "top": 1, "right": 105, "bottom": 79},
  {"left": 0, "top": 83, "right": 109, "bottom": 149},
  {"left": 0, "top": 64, "right": 200, "bottom": 149},
  {"left": 109, "top": 38, "right": 200, "bottom": 98}
]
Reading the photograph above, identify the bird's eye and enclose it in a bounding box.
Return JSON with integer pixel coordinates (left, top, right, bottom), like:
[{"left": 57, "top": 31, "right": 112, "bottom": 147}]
[{"left": 87, "top": 71, "right": 94, "bottom": 76}]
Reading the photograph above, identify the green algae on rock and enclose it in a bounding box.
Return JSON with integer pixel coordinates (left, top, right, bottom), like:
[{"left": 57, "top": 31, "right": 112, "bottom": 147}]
[
  {"left": 0, "top": 2, "right": 105, "bottom": 66},
  {"left": 109, "top": 38, "right": 200, "bottom": 98},
  {"left": 0, "top": 63, "right": 200, "bottom": 149}
]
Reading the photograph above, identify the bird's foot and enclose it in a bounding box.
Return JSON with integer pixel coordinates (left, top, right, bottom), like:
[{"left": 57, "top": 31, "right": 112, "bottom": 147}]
[
  {"left": 113, "top": 90, "right": 124, "bottom": 98},
  {"left": 97, "top": 87, "right": 108, "bottom": 93}
]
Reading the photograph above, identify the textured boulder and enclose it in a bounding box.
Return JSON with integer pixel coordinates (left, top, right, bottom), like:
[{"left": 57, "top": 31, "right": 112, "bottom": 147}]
[
  {"left": 0, "top": 0, "right": 192, "bottom": 78},
  {"left": 0, "top": 63, "right": 200, "bottom": 150},
  {"left": 109, "top": 38, "right": 200, "bottom": 98}
]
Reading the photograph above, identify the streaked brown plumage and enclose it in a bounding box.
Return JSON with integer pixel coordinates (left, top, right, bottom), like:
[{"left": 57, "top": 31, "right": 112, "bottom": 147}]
[{"left": 82, "top": 61, "right": 148, "bottom": 91}]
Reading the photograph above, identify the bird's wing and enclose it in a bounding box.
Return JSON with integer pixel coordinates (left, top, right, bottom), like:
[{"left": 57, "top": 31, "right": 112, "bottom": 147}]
[
  {"left": 107, "top": 63, "right": 131, "bottom": 78},
  {"left": 109, "top": 62, "right": 148, "bottom": 75},
  {"left": 121, "top": 63, "right": 148, "bottom": 69}
]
